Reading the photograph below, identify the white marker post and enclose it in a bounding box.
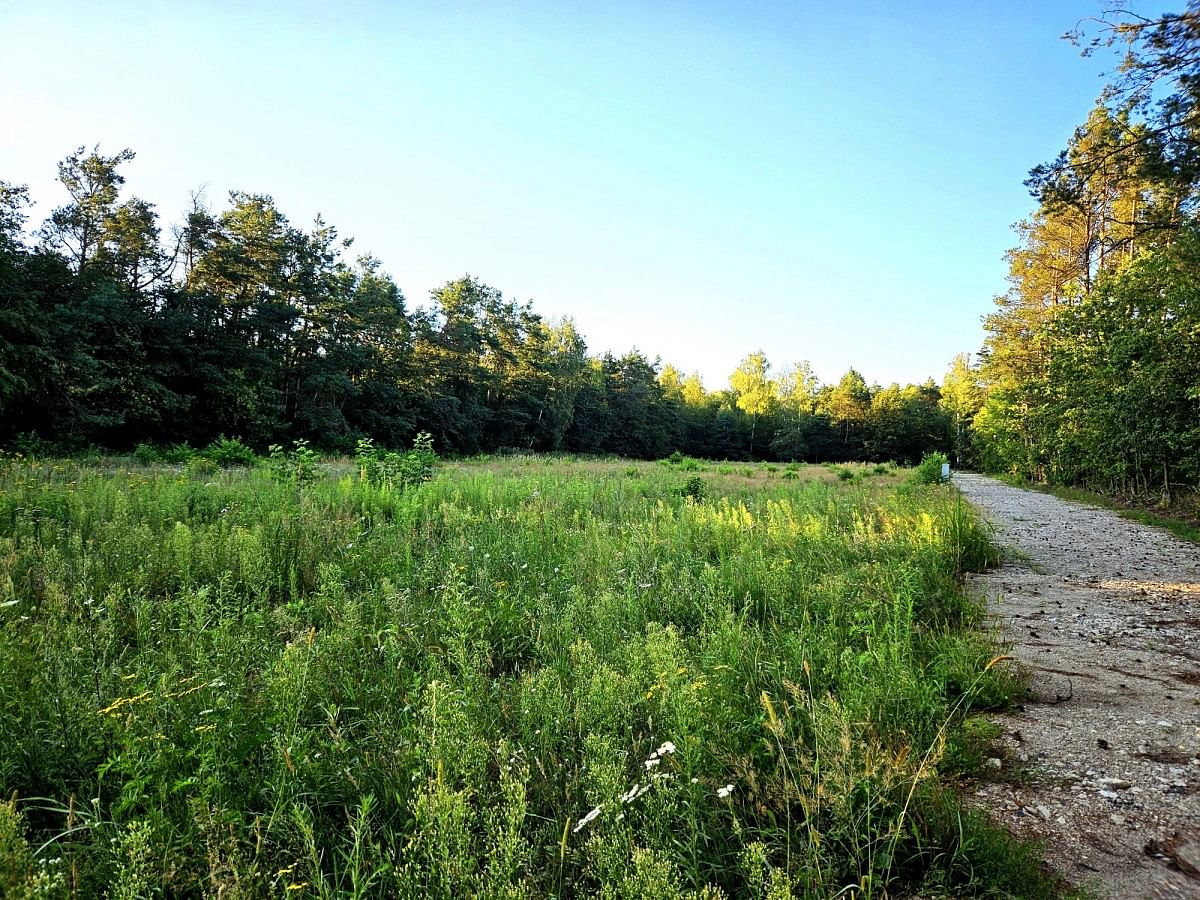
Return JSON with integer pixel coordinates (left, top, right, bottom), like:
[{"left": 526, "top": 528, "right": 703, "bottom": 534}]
[{"left": 941, "top": 462, "right": 951, "bottom": 482}]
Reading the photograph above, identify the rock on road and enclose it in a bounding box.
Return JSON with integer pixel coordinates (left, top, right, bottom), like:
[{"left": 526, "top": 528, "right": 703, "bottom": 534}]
[{"left": 955, "top": 473, "right": 1200, "bottom": 899}]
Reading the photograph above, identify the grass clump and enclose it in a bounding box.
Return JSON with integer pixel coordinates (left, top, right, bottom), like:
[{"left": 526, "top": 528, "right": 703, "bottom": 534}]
[{"left": 0, "top": 452, "right": 1041, "bottom": 896}]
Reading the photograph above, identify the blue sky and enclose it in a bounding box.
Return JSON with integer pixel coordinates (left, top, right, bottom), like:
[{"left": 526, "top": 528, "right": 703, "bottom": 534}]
[{"left": 1, "top": 1, "right": 1138, "bottom": 389}]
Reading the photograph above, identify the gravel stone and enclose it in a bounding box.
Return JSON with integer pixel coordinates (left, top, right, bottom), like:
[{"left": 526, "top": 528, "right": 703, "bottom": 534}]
[{"left": 956, "top": 474, "right": 1200, "bottom": 899}]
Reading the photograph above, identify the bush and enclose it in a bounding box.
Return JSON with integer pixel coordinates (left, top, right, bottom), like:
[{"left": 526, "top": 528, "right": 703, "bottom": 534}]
[
  {"left": 661, "top": 451, "right": 701, "bottom": 472},
  {"left": 681, "top": 474, "right": 706, "bottom": 502},
  {"left": 268, "top": 439, "right": 322, "bottom": 485},
  {"left": 160, "top": 442, "right": 195, "bottom": 464},
  {"left": 914, "top": 452, "right": 950, "bottom": 485},
  {"left": 355, "top": 432, "right": 438, "bottom": 491},
  {"left": 203, "top": 436, "right": 256, "bottom": 468},
  {"left": 133, "top": 443, "right": 159, "bottom": 465},
  {"left": 183, "top": 456, "right": 219, "bottom": 480}
]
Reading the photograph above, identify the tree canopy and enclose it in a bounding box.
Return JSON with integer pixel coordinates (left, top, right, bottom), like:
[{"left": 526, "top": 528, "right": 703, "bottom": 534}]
[
  {"left": 1, "top": 147, "right": 955, "bottom": 463},
  {"left": 952, "top": 2, "right": 1200, "bottom": 498}
]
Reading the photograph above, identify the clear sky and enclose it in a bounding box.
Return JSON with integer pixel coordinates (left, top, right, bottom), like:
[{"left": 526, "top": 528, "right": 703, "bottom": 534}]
[{"left": 1, "top": 1, "right": 1138, "bottom": 389}]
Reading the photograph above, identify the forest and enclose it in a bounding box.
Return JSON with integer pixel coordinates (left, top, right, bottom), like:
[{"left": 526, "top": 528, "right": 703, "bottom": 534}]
[
  {"left": 0, "top": 149, "right": 955, "bottom": 465},
  {"left": 4, "top": 9, "right": 1200, "bottom": 499},
  {"left": 960, "top": 4, "right": 1200, "bottom": 500}
]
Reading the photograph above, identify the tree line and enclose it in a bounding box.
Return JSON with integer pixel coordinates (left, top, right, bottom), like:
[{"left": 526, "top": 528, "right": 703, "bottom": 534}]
[
  {"left": 0, "top": 150, "right": 956, "bottom": 462},
  {"left": 956, "top": 2, "right": 1200, "bottom": 499}
]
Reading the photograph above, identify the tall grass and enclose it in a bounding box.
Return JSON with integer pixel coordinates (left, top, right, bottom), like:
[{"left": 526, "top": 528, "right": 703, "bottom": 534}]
[{"left": 0, "top": 453, "right": 1048, "bottom": 897}]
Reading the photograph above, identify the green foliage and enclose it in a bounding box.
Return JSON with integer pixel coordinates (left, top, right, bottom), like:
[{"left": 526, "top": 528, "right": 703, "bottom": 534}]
[
  {"left": 355, "top": 432, "right": 438, "bottom": 491},
  {"left": 202, "top": 436, "right": 256, "bottom": 468},
  {"left": 160, "top": 442, "right": 195, "bottom": 464},
  {"left": 967, "top": 14, "right": 1200, "bottom": 501},
  {"left": 680, "top": 474, "right": 706, "bottom": 501},
  {"left": 267, "top": 439, "right": 322, "bottom": 485},
  {"left": 132, "top": 442, "right": 157, "bottom": 465},
  {"left": 661, "top": 451, "right": 702, "bottom": 472},
  {"left": 913, "top": 452, "right": 949, "bottom": 485},
  {"left": 0, "top": 800, "right": 66, "bottom": 898},
  {"left": 182, "top": 455, "right": 219, "bottom": 480},
  {"left": 0, "top": 453, "right": 1039, "bottom": 896},
  {"left": 2, "top": 148, "right": 953, "bottom": 467}
]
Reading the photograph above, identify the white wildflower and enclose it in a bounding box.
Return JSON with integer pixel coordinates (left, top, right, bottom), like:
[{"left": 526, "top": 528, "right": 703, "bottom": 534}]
[
  {"left": 572, "top": 805, "right": 601, "bottom": 834},
  {"left": 717, "top": 783, "right": 735, "bottom": 799}
]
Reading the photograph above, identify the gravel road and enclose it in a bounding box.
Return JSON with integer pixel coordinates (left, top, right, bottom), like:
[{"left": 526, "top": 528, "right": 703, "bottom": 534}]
[{"left": 955, "top": 473, "right": 1200, "bottom": 898}]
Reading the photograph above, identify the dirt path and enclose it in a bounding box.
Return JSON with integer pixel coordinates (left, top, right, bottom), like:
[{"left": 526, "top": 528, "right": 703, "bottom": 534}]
[{"left": 954, "top": 474, "right": 1200, "bottom": 899}]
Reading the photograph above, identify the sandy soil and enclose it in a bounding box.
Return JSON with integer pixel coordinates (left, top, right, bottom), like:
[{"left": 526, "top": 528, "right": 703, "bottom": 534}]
[{"left": 954, "top": 474, "right": 1200, "bottom": 899}]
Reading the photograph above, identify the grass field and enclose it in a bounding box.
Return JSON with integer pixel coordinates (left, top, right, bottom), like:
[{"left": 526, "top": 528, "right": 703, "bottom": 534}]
[{"left": 0, "top": 452, "right": 1055, "bottom": 898}]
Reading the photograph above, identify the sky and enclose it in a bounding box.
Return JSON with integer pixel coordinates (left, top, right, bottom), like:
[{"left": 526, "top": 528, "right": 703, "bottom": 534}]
[{"left": 0, "top": 0, "right": 1143, "bottom": 390}]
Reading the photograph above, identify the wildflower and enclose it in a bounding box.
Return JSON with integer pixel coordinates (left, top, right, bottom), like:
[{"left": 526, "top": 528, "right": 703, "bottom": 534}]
[
  {"left": 572, "top": 805, "right": 601, "bottom": 834},
  {"left": 0, "top": 600, "right": 18, "bottom": 608},
  {"left": 717, "top": 783, "right": 735, "bottom": 799},
  {"left": 644, "top": 758, "right": 660, "bottom": 770}
]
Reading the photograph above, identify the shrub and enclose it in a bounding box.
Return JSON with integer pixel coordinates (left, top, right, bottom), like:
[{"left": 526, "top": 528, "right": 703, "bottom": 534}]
[
  {"left": 133, "top": 443, "right": 159, "bottom": 465},
  {"left": 183, "top": 456, "right": 219, "bottom": 480},
  {"left": 203, "top": 436, "right": 256, "bottom": 468},
  {"left": 661, "top": 451, "right": 701, "bottom": 471},
  {"left": 355, "top": 432, "right": 438, "bottom": 491},
  {"left": 268, "top": 439, "right": 322, "bottom": 485},
  {"left": 681, "top": 474, "right": 706, "bottom": 502},
  {"left": 160, "top": 442, "right": 195, "bottom": 464},
  {"left": 914, "top": 452, "right": 950, "bottom": 485}
]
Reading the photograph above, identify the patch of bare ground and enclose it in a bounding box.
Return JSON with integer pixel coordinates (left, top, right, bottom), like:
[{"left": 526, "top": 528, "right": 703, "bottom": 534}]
[{"left": 955, "top": 473, "right": 1200, "bottom": 899}]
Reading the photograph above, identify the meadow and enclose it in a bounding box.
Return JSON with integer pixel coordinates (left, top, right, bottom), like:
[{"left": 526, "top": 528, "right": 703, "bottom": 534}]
[{"left": 0, "top": 451, "right": 1053, "bottom": 898}]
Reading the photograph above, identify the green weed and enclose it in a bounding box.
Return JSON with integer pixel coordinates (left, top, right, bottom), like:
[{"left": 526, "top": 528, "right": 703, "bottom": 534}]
[{"left": 0, "top": 453, "right": 1041, "bottom": 896}]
